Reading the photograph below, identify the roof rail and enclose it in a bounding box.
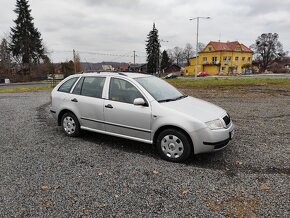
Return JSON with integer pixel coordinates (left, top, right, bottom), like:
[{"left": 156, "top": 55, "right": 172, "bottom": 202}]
[{"left": 118, "top": 72, "right": 128, "bottom": 76}]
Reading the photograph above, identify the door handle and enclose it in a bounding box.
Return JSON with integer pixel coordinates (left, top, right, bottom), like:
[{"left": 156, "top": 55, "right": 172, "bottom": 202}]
[
  {"left": 71, "top": 98, "right": 78, "bottom": 102},
  {"left": 105, "top": 104, "right": 113, "bottom": 109}
]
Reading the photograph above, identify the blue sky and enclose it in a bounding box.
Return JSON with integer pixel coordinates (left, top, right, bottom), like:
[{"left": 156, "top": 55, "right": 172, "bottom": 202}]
[{"left": 1, "top": 0, "right": 289, "bottom": 63}]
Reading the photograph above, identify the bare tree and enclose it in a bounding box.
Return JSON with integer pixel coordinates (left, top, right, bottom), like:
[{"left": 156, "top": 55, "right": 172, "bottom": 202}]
[
  {"left": 75, "top": 52, "right": 83, "bottom": 72},
  {"left": 251, "top": 33, "right": 287, "bottom": 72},
  {"left": 198, "top": 42, "right": 206, "bottom": 52},
  {"left": 169, "top": 46, "right": 185, "bottom": 66},
  {"left": 183, "top": 43, "right": 194, "bottom": 66}
]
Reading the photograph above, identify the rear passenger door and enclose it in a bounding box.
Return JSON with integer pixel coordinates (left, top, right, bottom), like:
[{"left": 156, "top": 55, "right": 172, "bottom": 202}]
[{"left": 70, "top": 76, "right": 106, "bottom": 131}]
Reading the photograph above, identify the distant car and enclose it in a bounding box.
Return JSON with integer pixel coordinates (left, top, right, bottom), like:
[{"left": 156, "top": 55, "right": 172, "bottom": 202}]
[
  {"left": 197, "top": 71, "right": 208, "bottom": 77},
  {"left": 51, "top": 72, "right": 234, "bottom": 162},
  {"left": 165, "top": 73, "right": 177, "bottom": 79}
]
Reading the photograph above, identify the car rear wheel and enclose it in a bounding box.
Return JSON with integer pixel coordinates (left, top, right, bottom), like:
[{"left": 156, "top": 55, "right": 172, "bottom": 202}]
[
  {"left": 61, "top": 112, "right": 80, "bottom": 137},
  {"left": 156, "top": 128, "right": 192, "bottom": 162}
]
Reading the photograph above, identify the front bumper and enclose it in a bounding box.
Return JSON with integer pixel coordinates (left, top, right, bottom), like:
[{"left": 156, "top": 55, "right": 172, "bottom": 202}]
[{"left": 190, "top": 122, "right": 235, "bottom": 154}]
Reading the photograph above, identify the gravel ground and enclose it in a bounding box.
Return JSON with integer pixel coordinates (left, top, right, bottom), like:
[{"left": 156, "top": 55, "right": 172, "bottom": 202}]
[{"left": 0, "top": 89, "right": 289, "bottom": 217}]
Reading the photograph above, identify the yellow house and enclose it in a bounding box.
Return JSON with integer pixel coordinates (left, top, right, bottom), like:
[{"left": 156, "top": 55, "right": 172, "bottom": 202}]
[{"left": 185, "top": 41, "right": 253, "bottom": 75}]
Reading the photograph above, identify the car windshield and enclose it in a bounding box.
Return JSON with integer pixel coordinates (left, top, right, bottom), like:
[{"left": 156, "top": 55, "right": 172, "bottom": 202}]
[{"left": 135, "top": 76, "right": 187, "bottom": 102}]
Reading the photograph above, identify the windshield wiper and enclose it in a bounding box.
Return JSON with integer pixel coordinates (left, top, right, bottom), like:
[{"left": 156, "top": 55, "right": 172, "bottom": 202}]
[
  {"left": 174, "top": 95, "right": 188, "bottom": 100},
  {"left": 158, "top": 95, "right": 188, "bottom": 103}
]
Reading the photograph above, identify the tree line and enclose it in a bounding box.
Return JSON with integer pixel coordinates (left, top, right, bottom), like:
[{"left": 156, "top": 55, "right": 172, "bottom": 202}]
[
  {"left": 0, "top": 1, "right": 288, "bottom": 81},
  {"left": 0, "top": 0, "right": 82, "bottom": 81},
  {"left": 145, "top": 24, "right": 288, "bottom": 74},
  {"left": 0, "top": 0, "right": 50, "bottom": 81}
]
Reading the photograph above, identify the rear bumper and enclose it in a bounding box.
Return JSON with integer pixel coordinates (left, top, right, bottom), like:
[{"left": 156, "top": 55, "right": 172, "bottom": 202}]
[{"left": 50, "top": 107, "right": 57, "bottom": 120}]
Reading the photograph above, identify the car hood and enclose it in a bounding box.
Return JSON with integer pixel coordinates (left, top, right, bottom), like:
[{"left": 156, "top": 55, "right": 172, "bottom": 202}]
[{"left": 160, "top": 96, "right": 226, "bottom": 122}]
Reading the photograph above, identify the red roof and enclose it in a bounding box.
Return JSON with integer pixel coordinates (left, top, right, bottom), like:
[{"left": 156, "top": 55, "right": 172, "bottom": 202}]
[{"left": 202, "top": 41, "right": 252, "bottom": 53}]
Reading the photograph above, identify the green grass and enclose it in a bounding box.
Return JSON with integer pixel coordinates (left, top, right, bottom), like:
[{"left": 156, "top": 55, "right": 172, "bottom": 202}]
[
  {"left": 0, "top": 85, "right": 53, "bottom": 93},
  {"left": 167, "top": 78, "right": 290, "bottom": 89},
  {"left": 0, "top": 78, "right": 289, "bottom": 94}
]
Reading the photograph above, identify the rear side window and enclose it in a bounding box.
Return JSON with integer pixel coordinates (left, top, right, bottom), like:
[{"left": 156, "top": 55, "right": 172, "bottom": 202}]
[
  {"left": 72, "top": 77, "right": 84, "bottom": 95},
  {"left": 80, "top": 77, "right": 105, "bottom": 98},
  {"left": 58, "top": 77, "right": 79, "bottom": 93}
]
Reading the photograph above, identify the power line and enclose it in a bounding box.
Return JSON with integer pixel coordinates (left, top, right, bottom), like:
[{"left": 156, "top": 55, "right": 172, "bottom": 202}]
[{"left": 50, "top": 50, "right": 146, "bottom": 58}]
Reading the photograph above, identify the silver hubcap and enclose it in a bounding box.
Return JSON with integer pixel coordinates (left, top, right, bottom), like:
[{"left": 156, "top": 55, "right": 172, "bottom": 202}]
[
  {"left": 161, "top": 135, "right": 184, "bottom": 159},
  {"left": 63, "top": 116, "right": 76, "bottom": 135}
]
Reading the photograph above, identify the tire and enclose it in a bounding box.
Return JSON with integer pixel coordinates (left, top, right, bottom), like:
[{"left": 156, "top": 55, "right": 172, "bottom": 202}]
[
  {"left": 156, "top": 128, "right": 192, "bottom": 162},
  {"left": 61, "top": 112, "right": 80, "bottom": 137}
]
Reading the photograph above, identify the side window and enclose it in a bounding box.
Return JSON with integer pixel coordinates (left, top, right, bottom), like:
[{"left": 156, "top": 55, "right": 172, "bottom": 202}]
[
  {"left": 109, "top": 78, "right": 143, "bottom": 104},
  {"left": 80, "top": 77, "right": 105, "bottom": 98},
  {"left": 72, "top": 77, "right": 84, "bottom": 95},
  {"left": 58, "top": 77, "right": 79, "bottom": 93}
]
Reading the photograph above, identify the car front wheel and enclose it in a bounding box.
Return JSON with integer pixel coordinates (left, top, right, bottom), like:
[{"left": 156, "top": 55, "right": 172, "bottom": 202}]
[
  {"left": 156, "top": 128, "right": 192, "bottom": 162},
  {"left": 61, "top": 112, "right": 80, "bottom": 137}
]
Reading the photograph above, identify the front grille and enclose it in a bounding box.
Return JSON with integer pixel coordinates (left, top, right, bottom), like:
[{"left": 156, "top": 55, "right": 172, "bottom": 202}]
[{"left": 223, "top": 114, "right": 231, "bottom": 126}]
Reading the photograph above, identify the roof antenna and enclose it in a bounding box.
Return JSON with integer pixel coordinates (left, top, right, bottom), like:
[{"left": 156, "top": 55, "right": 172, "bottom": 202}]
[{"left": 219, "top": 32, "right": 221, "bottom": 42}]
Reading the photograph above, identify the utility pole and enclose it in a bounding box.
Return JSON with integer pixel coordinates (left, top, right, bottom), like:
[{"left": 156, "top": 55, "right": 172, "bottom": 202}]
[
  {"left": 133, "top": 50, "right": 136, "bottom": 65},
  {"left": 73, "top": 49, "right": 77, "bottom": 74},
  {"left": 189, "top": 17, "right": 210, "bottom": 79}
]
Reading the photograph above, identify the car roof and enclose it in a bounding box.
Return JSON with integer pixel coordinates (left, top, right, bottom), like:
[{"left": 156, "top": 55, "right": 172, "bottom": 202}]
[{"left": 73, "top": 72, "right": 152, "bottom": 79}]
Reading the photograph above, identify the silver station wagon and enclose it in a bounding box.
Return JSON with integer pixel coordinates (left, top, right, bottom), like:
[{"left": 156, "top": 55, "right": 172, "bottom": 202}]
[{"left": 50, "top": 72, "right": 234, "bottom": 162}]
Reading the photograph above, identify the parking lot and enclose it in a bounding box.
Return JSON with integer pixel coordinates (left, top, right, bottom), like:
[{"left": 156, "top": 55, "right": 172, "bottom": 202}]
[{"left": 0, "top": 87, "right": 289, "bottom": 217}]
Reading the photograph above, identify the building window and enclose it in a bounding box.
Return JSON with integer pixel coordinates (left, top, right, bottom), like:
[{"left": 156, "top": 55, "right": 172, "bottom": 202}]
[
  {"left": 203, "top": 57, "right": 207, "bottom": 63},
  {"left": 221, "top": 66, "right": 226, "bottom": 72},
  {"left": 248, "top": 57, "right": 251, "bottom": 63},
  {"left": 208, "top": 47, "right": 212, "bottom": 52},
  {"left": 223, "top": 56, "right": 227, "bottom": 62},
  {"left": 228, "top": 57, "right": 232, "bottom": 61},
  {"left": 235, "top": 57, "right": 239, "bottom": 61},
  {"left": 212, "top": 57, "right": 217, "bottom": 64},
  {"left": 242, "top": 57, "right": 245, "bottom": 62}
]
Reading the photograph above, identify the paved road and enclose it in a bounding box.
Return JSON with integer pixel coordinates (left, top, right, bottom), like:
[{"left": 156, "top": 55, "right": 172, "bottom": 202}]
[
  {"left": 0, "top": 91, "right": 289, "bottom": 217},
  {"left": 0, "top": 81, "right": 58, "bottom": 88}
]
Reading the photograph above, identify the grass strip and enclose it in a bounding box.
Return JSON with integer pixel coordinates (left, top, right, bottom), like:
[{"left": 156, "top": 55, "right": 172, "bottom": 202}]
[
  {"left": 0, "top": 85, "right": 53, "bottom": 93},
  {"left": 167, "top": 78, "right": 290, "bottom": 89}
]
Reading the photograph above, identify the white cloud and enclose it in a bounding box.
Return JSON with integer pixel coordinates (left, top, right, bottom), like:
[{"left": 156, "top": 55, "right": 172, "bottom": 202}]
[{"left": 0, "top": 0, "right": 289, "bottom": 63}]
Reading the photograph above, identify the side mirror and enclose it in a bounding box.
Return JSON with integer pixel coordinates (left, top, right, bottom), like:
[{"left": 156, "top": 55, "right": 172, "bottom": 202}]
[{"left": 133, "top": 98, "right": 146, "bottom": 106}]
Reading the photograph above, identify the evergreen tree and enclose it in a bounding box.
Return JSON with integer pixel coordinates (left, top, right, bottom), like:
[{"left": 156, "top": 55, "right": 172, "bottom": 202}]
[
  {"left": 0, "top": 38, "right": 12, "bottom": 73},
  {"left": 10, "top": 0, "right": 45, "bottom": 69},
  {"left": 160, "top": 50, "right": 170, "bottom": 71},
  {"left": 61, "top": 60, "right": 75, "bottom": 77},
  {"left": 145, "top": 23, "right": 160, "bottom": 74}
]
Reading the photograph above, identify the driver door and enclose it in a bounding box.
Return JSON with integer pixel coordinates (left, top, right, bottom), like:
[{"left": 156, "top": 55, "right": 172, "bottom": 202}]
[{"left": 103, "top": 77, "right": 152, "bottom": 142}]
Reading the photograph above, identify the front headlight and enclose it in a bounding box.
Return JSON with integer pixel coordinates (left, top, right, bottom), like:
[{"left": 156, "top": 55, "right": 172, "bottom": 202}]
[{"left": 205, "top": 119, "right": 225, "bottom": 130}]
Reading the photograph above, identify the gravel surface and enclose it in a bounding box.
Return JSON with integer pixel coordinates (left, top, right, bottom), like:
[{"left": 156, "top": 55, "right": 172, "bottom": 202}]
[{"left": 0, "top": 89, "right": 289, "bottom": 217}]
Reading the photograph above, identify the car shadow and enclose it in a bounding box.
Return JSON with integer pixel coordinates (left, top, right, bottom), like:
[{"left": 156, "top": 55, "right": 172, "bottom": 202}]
[
  {"left": 80, "top": 130, "right": 229, "bottom": 170},
  {"left": 80, "top": 130, "right": 158, "bottom": 159}
]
